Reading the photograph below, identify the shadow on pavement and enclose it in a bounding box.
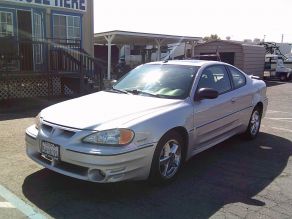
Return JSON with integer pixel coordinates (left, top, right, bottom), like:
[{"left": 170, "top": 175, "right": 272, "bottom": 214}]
[
  {"left": 22, "top": 132, "right": 292, "bottom": 219},
  {"left": 0, "top": 97, "right": 72, "bottom": 121},
  {"left": 265, "top": 80, "right": 292, "bottom": 87}
]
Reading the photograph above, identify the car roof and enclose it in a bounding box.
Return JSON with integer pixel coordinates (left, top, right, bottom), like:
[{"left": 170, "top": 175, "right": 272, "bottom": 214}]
[{"left": 148, "top": 59, "right": 225, "bottom": 67}]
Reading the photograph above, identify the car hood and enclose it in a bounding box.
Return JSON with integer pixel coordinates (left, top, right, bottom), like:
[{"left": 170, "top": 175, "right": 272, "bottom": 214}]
[{"left": 41, "top": 91, "right": 182, "bottom": 130}]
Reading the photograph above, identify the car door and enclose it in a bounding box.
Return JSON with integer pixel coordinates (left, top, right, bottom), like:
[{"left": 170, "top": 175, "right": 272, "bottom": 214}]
[
  {"left": 192, "top": 65, "right": 239, "bottom": 151},
  {"left": 227, "top": 65, "right": 254, "bottom": 127}
]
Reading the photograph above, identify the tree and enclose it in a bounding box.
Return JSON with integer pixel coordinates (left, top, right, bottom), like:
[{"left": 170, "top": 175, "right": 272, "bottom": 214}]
[{"left": 203, "top": 34, "right": 221, "bottom": 42}]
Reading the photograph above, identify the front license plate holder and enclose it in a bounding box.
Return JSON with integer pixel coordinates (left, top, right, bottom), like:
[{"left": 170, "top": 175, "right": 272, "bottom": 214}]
[{"left": 41, "top": 141, "right": 60, "bottom": 160}]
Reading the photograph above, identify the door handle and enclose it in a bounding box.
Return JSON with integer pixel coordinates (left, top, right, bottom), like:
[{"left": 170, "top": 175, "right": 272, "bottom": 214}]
[{"left": 231, "top": 98, "right": 238, "bottom": 103}]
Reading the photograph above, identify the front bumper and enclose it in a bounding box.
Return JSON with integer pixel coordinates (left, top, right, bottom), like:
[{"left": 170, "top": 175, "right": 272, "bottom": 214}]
[{"left": 26, "top": 125, "right": 156, "bottom": 183}]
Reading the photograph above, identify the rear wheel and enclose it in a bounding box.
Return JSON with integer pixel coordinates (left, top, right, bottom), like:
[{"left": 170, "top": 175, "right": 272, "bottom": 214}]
[
  {"left": 243, "top": 107, "right": 262, "bottom": 140},
  {"left": 149, "top": 131, "right": 183, "bottom": 185}
]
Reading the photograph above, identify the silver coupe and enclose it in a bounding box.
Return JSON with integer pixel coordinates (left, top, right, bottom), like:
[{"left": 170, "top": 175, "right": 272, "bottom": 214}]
[{"left": 26, "top": 60, "right": 268, "bottom": 184}]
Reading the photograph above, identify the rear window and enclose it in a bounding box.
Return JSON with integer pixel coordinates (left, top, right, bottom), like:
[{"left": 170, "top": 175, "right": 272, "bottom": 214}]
[{"left": 228, "top": 66, "right": 246, "bottom": 89}]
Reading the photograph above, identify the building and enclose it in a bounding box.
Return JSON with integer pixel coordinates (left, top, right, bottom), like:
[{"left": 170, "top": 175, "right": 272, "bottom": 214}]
[
  {"left": 193, "top": 40, "right": 266, "bottom": 77},
  {"left": 0, "top": 0, "right": 100, "bottom": 100},
  {"left": 94, "top": 30, "right": 202, "bottom": 79},
  {"left": 119, "top": 43, "right": 194, "bottom": 67}
]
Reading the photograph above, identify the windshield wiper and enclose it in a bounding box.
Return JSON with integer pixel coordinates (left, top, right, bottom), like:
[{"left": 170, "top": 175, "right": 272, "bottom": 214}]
[
  {"left": 109, "top": 87, "right": 129, "bottom": 94},
  {"left": 125, "top": 89, "right": 161, "bottom": 98}
]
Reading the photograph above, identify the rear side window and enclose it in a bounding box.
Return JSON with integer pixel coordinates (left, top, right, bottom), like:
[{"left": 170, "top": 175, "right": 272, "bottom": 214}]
[
  {"left": 228, "top": 66, "right": 246, "bottom": 89},
  {"left": 198, "top": 65, "right": 232, "bottom": 94}
]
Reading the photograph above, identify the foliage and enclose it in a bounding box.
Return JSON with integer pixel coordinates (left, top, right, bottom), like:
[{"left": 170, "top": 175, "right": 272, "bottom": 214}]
[{"left": 203, "top": 34, "right": 221, "bottom": 42}]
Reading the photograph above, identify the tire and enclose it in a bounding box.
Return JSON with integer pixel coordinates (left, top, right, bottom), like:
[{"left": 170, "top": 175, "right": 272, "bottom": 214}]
[
  {"left": 243, "top": 107, "right": 262, "bottom": 140},
  {"left": 279, "top": 74, "right": 287, "bottom": 81},
  {"left": 149, "top": 131, "right": 184, "bottom": 185}
]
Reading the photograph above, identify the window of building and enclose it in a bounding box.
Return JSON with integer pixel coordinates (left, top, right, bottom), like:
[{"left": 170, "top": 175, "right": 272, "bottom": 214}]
[
  {"left": 33, "top": 13, "right": 43, "bottom": 64},
  {"left": 0, "top": 11, "right": 14, "bottom": 37},
  {"left": 53, "top": 14, "right": 81, "bottom": 41},
  {"left": 34, "top": 13, "right": 42, "bottom": 39},
  {"left": 228, "top": 66, "right": 246, "bottom": 89},
  {"left": 53, "top": 14, "right": 66, "bottom": 39},
  {"left": 198, "top": 65, "right": 232, "bottom": 94},
  {"left": 67, "top": 16, "right": 80, "bottom": 40}
]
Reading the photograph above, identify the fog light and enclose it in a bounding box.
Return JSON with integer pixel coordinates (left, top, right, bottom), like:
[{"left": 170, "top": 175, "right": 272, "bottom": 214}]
[{"left": 88, "top": 169, "right": 106, "bottom": 182}]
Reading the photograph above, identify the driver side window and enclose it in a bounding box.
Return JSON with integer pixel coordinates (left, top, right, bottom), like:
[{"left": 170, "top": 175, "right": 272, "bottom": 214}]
[{"left": 197, "top": 65, "right": 232, "bottom": 95}]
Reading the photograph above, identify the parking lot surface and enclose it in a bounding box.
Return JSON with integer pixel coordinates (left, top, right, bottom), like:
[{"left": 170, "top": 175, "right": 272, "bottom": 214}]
[{"left": 0, "top": 81, "right": 291, "bottom": 219}]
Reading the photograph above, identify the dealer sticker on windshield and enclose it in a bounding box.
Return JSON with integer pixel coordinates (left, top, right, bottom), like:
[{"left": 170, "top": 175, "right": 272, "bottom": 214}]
[{"left": 41, "top": 141, "right": 60, "bottom": 160}]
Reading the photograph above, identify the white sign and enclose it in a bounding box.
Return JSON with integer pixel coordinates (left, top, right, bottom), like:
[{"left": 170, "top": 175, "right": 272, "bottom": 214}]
[{"left": 9, "top": 0, "right": 87, "bottom": 12}]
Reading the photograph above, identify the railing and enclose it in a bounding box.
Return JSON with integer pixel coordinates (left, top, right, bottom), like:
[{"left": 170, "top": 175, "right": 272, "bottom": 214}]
[
  {"left": 0, "top": 38, "right": 82, "bottom": 73},
  {"left": 0, "top": 37, "right": 106, "bottom": 91},
  {"left": 48, "top": 38, "right": 82, "bottom": 74},
  {"left": 0, "top": 38, "right": 105, "bottom": 73}
]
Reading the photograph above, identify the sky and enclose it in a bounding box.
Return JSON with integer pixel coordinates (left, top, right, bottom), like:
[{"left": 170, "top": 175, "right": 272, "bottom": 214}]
[{"left": 94, "top": 0, "right": 292, "bottom": 43}]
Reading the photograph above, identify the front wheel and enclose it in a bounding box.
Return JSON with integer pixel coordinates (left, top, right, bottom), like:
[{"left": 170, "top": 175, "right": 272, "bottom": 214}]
[
  {"left": 243, "top": 107, "right": 262, "bottom": 140},
  {"left": 279, "top": 73, "right": 288, "bottom": 81},
  {"left": 149, "top": 131, "right": 183, "bottom": 185}
]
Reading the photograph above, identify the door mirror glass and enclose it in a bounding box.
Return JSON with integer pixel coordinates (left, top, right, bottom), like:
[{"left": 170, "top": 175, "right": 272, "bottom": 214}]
[{"left": 195, "top": 88, "right": 219, "bottom": 101}]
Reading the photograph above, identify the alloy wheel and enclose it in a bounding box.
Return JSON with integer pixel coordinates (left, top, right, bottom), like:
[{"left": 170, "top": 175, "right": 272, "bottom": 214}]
[
  {"left": 250, "top": 110, "right": 260, "bottom": 136},
  {"left": 159, "top": 139, "right": 182, "bottom": 179}
]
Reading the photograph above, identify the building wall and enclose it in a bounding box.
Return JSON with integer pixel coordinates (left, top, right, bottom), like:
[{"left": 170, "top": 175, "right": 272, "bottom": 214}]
[
  {"left": 45, "top": 0, "right": 94, "bottom": 55},
  {"left": 193, "top": 41, "right": 244, "bottom": 70},
  {"left": 83, "top": 0, "right": 94, "bottom": 55},
  {"left": 242, "top": 45, "right": 265, "bottom": 77},
  {"left": 94, "top": 45, "right": 119, "bottom": 65},
  {"left": 0, "top": 0, "right": 94, "bottom": 55},
  {"left": 193, "top": 41, "right": 265, "bottom": 77}
]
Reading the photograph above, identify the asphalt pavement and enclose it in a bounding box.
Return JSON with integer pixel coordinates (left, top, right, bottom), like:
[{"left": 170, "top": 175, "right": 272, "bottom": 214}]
[{"left": 0, "top": 81, "right": 291, "bottom": 219}]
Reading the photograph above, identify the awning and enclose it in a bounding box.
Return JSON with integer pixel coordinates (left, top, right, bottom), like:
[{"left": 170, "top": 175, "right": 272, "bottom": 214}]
[
  {"left": 94, "top": 30, "right": 202, "bottom": 79},
  {"left": 94, "top": 30, "right": 201, "bottom": 45}
]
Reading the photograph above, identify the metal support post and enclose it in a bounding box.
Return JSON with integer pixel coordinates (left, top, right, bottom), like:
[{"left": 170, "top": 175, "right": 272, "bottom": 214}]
[
  {"left": 155, "top": 39, "right": 164, "bottom": 61},
  {"left": 104, "top": 35, "right": 115, "bottom": 80}
]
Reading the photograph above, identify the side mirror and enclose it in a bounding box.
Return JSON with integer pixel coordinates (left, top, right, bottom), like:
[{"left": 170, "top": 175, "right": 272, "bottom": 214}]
[
  {"left": 111, "top": 80, "right": 118, "bottom": 86},
  {"left": 195, "top": 88, "right": 219, "bottom": 101}
]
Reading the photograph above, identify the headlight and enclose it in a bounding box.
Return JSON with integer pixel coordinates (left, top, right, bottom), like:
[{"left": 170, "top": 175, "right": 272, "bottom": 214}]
[
  {"left": 82, "top": 129, "right": 135, "bottom": 146},
  {"left": 35, "top": 113, "right": 41, "bottom": 130}
]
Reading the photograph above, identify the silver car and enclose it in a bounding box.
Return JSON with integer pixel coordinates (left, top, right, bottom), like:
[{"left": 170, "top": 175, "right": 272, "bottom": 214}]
[{"left": 26, "top": 60, "right": 268, "bottom": 184}]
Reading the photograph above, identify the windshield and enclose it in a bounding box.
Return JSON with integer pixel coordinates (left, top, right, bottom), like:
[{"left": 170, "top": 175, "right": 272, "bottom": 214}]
[{"left": 113, "top": 64, "right": 199, "bottom": 99}]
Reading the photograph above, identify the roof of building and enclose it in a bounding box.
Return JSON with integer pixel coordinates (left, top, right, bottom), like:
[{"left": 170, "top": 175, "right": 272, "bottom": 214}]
[
  {"left": 196, "top": 40, "right": 265, "bottom": 48},
  {"left": 94, "top": 30, "right": 202, "bottom": 45},
  {"left": 147, "top": 59, "right": 220, "bottom": 67}
]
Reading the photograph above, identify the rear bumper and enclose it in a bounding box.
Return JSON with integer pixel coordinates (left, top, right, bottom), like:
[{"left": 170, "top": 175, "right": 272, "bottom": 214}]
[{"left": 26, "top": 126, "right": 155, "bottom": 183}]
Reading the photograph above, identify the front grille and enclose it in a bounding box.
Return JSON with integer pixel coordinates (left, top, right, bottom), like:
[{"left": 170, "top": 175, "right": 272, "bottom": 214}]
[
  {"left": 35, "top": 153, "right": 88, "bottom": 176},
  {"left": 60, "top": 130, "right": 75, "bottom": 138},
  {"left": 41, "top": 124, "right": 53, "bottom": 133},
  {"left": 56, "top": 160, "right": 88, "bottom": 175},
  {"left": 41, "top": 123, "right": 76, "bottom": 138}
]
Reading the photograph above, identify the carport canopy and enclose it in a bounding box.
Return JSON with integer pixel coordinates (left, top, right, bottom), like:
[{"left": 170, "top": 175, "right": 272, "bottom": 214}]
[{"left": 94, "top": 30, "right": 202, "bottom": 79}]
